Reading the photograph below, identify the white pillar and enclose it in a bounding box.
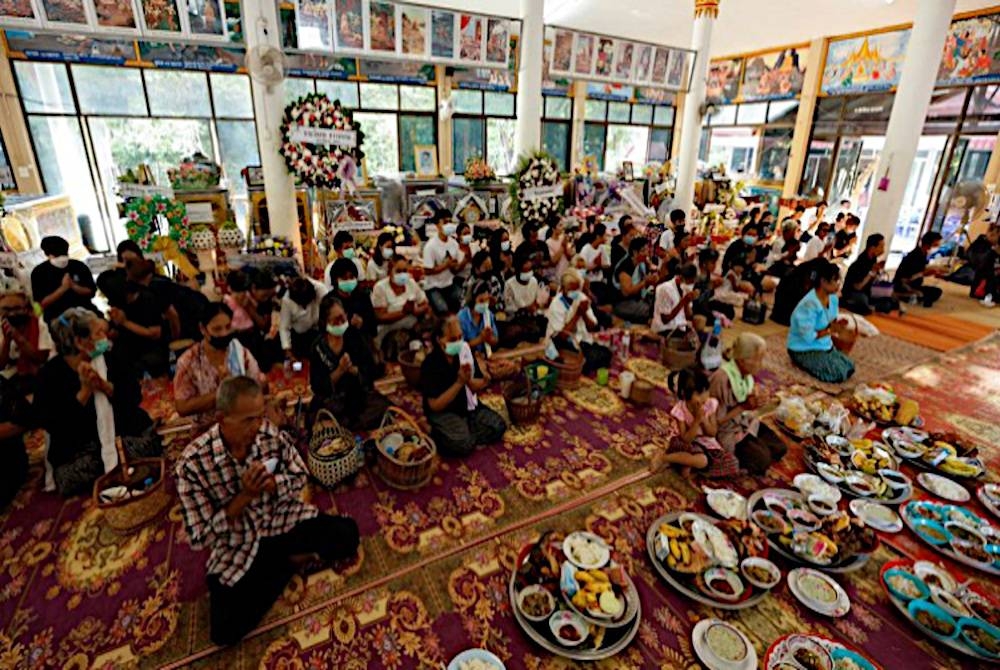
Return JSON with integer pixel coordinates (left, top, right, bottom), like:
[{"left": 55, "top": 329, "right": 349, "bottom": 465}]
[
  {"left": 674, "top": 0, "right": 718, "bottom": 215},
  {"left": 243, "top": 0, "right": 302, "bottom": 260},
  {"left": 514, "top": 0, "right": 544, "bottom": 159},
  {"left": 859, "top": 0, "right": 956, "bottom": 249}
]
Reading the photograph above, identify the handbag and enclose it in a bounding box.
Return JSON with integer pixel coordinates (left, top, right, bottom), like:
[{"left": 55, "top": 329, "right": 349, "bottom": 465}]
[
  {"left": 741, "top": 297, "right": 767, "bottom": 325},
  {"left": 871, "top": 273, "right": 894, "bottom": 299}
]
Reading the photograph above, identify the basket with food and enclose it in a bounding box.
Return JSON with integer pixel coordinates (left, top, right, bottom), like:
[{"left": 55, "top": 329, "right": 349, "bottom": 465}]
[
  {"left": 901, "top": 500, "right": 1000, "bottom": 576},
  {"left": 763, "top": 633, "right": 881, "bottom": 670},
  {"left": 510, "top": 530, "right": 640, "bottom": 661},
  {"left": 883, "top": 428, "right": 985, "bottom": 480},
  {"left": 503, "top": 375, "right": 543, "bottom": 425},
  {"left": 486, "top": 356, "right": 521, "bottom": 381},
  {"left": 747, "top": 488, "right": 878, "bottom": 573},
  {"left": 849, "top": 383, "right": 921, "bottom": 426},
  {"left": 371, "top": 407, "right": 436, "bottom": 490},
  {"left": 307, "top": 409, "right": 363, "bottom": 487},
  {"left": 397, "top": 348, "right": 425, "bottom": 388},
  {"left": 94, "top": 438, "right": 172, "bottom": 534},
  {"left": 773, "top": 395, "right": 860, "bottom": 439},
  {"left": 646, "top": 510, "right": 776, "bottom": 610},
  {"left": 806, "top": 436, "right": 912, "bottom": 505},
  {"left": 880, "top": 558, "right": 1000, "bottom": 662}
]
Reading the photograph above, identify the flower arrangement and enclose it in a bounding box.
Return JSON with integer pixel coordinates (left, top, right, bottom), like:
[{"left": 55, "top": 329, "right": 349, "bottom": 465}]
[
  {"left": 167, "top": 152, "right": 221, "bottom": 191},
  {"left": 280, "top": 93, "right": 365, "bottom": 190},
  {"left": 510, "top": 151, "right": 563, "bottom": 227},
  {"left": 248, "top": 235, "right": 297, "bottom": 258},
  {"left": 464, "top": 156, "right": 496, "bottom": 187},
  {"left": 380, "top": 223, "right": 417, "bottom": 247},
  {"left": 124, "top": 195, "right": 191, "bottom": 253}
]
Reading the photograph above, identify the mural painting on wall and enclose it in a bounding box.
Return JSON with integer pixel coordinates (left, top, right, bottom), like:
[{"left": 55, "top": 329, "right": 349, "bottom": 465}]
[
  {"left": 742, "top": 47, "right": 807, "bottom": 100},
  {"left": 821, "top": 29, "right": 911, "bottom": 95},
  {"left": 706, "top": 58, "right": 741, "bottom": 102},
  {"left": 937, "top": 13, "right": 1000, "bottom": 86}
]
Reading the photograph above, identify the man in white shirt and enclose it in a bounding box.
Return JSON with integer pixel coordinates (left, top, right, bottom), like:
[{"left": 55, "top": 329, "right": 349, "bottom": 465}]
[
  {"left": 767, "top": 219, "right": 800, "bottom": 267},
  {"left": 652, "top": 264, "right": 698, "bottom": 334},
  {"left": 801, "top": 222, "right": 833, "bottom": 262},
  {"left": 323, "top": 231, "right": 365, "bottom": 289},
  {"left": 371, "top": 256, "right": 429, "bottom": 349},
  {"left": 279, "top": 276, "right": 328, "bottom": 359},
  {"left": 578, "top": 223, "right": 610, "bottom": 304},
  {"left": 545, "top": 269, "right": 612, "bottom": 373},
  {"left": 422, "top": 210, "right": 462, "bottom": 315}
]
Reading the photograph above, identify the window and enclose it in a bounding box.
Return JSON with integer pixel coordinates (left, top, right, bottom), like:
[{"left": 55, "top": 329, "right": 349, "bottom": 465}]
[
  {"left": 653, "top": 106, "right": 674, "bottom": 127},
  {"left": 211, "top": 73, "right": 255, "bottom": 119},
  {"left": 648, "top": 127, "right": 672, "bottom": 162},
  {"left": 400, "top": 85, "right": 435, "bottom": 111},
  {"left": 453, "top": 117, "right": 485, "bottom": 173},
  {"left": 605, "top": 125, "right": 650, "bottom": 171},
  {"left": 15, "top": 62, "right": 75, "bottom": 114},
  {"left": 317, "top": 80, "right": 360, "bottom": 108},
  {"left": 542, "top": 94, "right": 572, "bottom": 171},
  {"left": 452, "top": 89, "right": 483, "bottom": 114},
  {"left": 737, "top": 102, "right": 768, "bottom": 125},
  {"left": 583, "top": 97, "right": 676, "bottom": 171},
  {"left": 487, "top": 118, "right": 516, "bottom": 175},
  {"left": 608, "top": 102, "right": 630, "bottom": 123},
  {"left": 583, "top": 122, "right": 606, "bottom": 170},
  {"left": 631, "top": 104, "right": 653, "bottom": 125},
  {"left": 399, "top": 114, "right": 435, "bottom": 172},
  {"left": 145, "top": 71, "right": 212, "bottom": 118},
  {"left": 584, "top": 100, "right": 607, "bottom": 121},
  {"left": 758, "top": 127, "right": 794, "bottom": 181},
  {"left": 360, "top": 83, "right": 399, "bottom": 110},
  {"left": 452, "top": 89, "right": 515, "bottom": 175},
  {"left": 545, "top": 96, "right": 572, "bottom": 120},
  {"left": 72, "top": 65, "right": 146, "bottom": 116},
  {"left": 284, "top": 77, "right": 315, "bottom": 103},
  {"left": 484, "top": 92, "right": 514, "bottom": 116},
  {"left": 355, "top": 112, "right": 400, "bottom": 175}
]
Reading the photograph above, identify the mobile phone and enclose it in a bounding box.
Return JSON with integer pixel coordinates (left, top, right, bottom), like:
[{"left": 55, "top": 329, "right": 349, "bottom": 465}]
[{"left": 291, "top": 361, "right": 303, "bottom": 372}]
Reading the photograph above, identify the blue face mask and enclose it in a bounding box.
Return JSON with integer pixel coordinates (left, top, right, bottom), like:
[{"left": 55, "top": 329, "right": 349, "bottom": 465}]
[
  {"left": 392, "top": 272, "right": 409, "bottom": 286},
  {"left": 381, "top": 247, "right": 394, "bottom": 260},
  {"left": 442, "top": 223, "right": 457, "bottom": 237},
  {"left": 342, "top": 248, "right": 356, "bottom": 259},
  {"left": 474, "top": 302, "right": 490, "bottom": 314},
  {"left": 568, "top": 290, "right": 582, "bottom": 301},
  {"left": 501, "top": 241, "right": 511, "bottom": 251},
  {"left": 90, "top": 338, "right": 112, "bottom": 360},
  {"left": 518, "top": 271, "right": 533, "bottom": 282},
  {"left": 337, "top": 279, "right": 358, "bottom": 294},
  {"left": 326, "top": 322, "right": 348, "bottom": 337},
  {"left": 444, "top": 340, "right": 463, "bottom": 356},
  {"left": 461, "top": 234, "right": 473, "bottom": 245},
  {"left": 743, "top": 236, "right": 757, "bottom": 245}
]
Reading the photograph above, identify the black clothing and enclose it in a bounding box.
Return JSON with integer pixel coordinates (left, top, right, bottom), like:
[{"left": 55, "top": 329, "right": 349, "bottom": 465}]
[
  {"left": 308, "top": 328, "right": 388, "bottom": 429},
  {"left": 117, "top": 287, "right": 169, "bottom": 376},
  {"left": 771, "top": 257, "right": 828, "bottom": 326},
  {"left": 515, "top": 240, "right": 551, "bottom": 270},
  {"left": 32, "top": 259, "right": 98, "bottom": 323},
  {"left": 0, "top": 376, "right": 30, "bottom": 508},
  {"left": 420, "top": 347, "right": 482, "bottom": 417},
  {"left": 335, "top": 289, "right": 378, "bottom": 340},
  {"left": 894, "top": 248, "right": 928, "bottom": 292}
]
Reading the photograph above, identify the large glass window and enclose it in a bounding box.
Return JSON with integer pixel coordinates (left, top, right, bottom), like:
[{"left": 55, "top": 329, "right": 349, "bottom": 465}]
[
  {"left": 360, "top": 83, "right": 399, "bottom": 110},
  {"left": 758, "top": 127, "right": 794, "bottom": 181},
  {"left": 649, "top": 127, "right": 672, "bottom": 163},
  {"left": 210, "top": 73, "right": 255, "bottom": 119},
  {"left": 317, "top": 80, "right": 360, "bottom": 108},
  {"left": 452, "top": 89, "right": 515, "bottom": 175},
  {"left": 607, "top": 102, "right": 631, "bottom": 123},
  {"left": 400, "top": 85, "right": 435, "bottom": 111},
  {"left": 545, "top": 96, "right": 572, "bottom": 120},
  {"left": 284, "top": 77, "right": 315, "bottom": 103},
  {"left": 484, "top": 92, "right": 514, "bottom": 116},
  {"left": 452, "top": 89, "right": 483, "bottom": 114},
  {"left": 355, "top": 112, "right": 400, "bottom": 175},
  {"left": 487, "top": 118, "right": 516, "bottom": 175},
  {"left": 399, "top": 114, "right": 435, "bottom": 173},
  {"left": 584, "top": 98, "right": 675, "bottom": 171},
  {"left": 453, "top": 117, "right": 485, "bottom": 173},
  {"left": 15, "top": 62, "right": 75, "bottom": 114},
  {"left": 72, "top": 66, "right": 147, "bottom": 116},
  {"left": 542, "top": 122, "right": 570, "bottom": 172},
  {"left": 605, "top": 125, "right": 650, "bottom": 171},
  {"left": 584, "top": 100, "right": 607, "bottom": 121},
  {"left": 583, "top": 122, "right": 607, "bottom": 170},
  {"left": 145, "top": 70, "right": 212, "bottom": 117}
]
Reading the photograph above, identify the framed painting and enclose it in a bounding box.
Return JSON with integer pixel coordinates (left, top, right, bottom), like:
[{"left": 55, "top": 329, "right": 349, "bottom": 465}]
[
  {"left": 652, "top": 46, "right": 670, "bottom": 83},
  {"left": 400, "top": 4, "right": 428, "bottom": 57},
  {"left": 614, "top": 41, "right": 634, "bottom": 81},
  {"left": 368, "top": 0, "right": 397, "bottom": 53},
  {"left": 634, "top": 44, "right": 653, "bottom": 82},
  {"left": 573, "top": 33, "right": 594, "bottom": 75},
  {"left": 458, "top": 13, "right": 483, "bottom": 62},
  {"left": 430, "top": 9, "right": 455, "bottom": 59},
  {"left": 0, "top": 0, "right": 41, "bottom": 25},
  {"left": 485, "top": 17, "right": 509, "bottom": 66},
  {"left": 186, "top": 0, "right": 225, "bottom": 37},
  {"left": 551, "top": 28, "right": 573, "bottom": 74},
  {"left": 666, "top": 49, "right": 686, "bottom": 89},
  {"left": 41, "top": 0, "right": 91, "bottom": 27},
  {"left": 333, "top": 0, "right": 363, "bottom": 52},
  {"left": 414, "top": 145, "right": 438, "bottom": 177},
  {"left": 293, "top": 0, "right": 331, "bottom": 50},
  {"left": 594, "top": 37, "right": 614, "bottom": 78}
]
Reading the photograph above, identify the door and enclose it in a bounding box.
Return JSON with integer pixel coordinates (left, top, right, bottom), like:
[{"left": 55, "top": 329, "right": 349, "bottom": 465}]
[
  {"left": 930, "top": 134, "right": 997, "bottom": 239},
  {"left": 890, "top": 135, "right": 949, "bottom": 254}
]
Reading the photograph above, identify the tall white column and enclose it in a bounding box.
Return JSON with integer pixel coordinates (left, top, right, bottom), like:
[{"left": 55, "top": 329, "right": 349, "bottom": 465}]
[
  {"left": 674, "top": 0, "right": 719, "bottom": 215},
  {"left": 243, "top": 0, "right": 302, "bottom": 260},
  {"left": 514, "top": 0, "right": 544, "bottom": 159},
  {"left": 859, "top": 0, "right": 956, "bottom": 249}
]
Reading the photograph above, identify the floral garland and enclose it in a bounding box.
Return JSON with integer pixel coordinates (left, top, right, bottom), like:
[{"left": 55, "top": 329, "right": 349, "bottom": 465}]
[
  {"left": 124, "top": 195, "right": 191, "bottom": 253},
  {"left": 509, "top": 151, "right": 563, "bottom": 227},
  {"left": 279, "top": 93, "right": 365, "bottom": 189}
]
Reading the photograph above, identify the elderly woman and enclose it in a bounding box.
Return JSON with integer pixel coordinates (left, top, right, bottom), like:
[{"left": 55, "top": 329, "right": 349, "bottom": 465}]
[
  {"left": 788, "top": 262, "right": 855, "bottom": 383},
  {"left": 0, "top": 289, "right": 52, "bottom": 392},
  {"left": 420, "top": 315, "right": 506, "bottom": 457},
  {"left": 309, "top": 295, "right": 390, "bottom": 430},
  {"left": 545, "top": 269, "right": 612, "bottom": 373},
  {"left": 709, "top": 333, "right": 786, "bottom": 475},
  {"left": 174, "top": 302, "right": 263, "bottom": 428},
  {"left": 36, "top": 308, "right": 160, "bottom": 496}
]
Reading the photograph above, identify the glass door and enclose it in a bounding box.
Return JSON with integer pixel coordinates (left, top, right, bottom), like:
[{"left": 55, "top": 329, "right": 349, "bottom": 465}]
[
  {"left": 828, "top": 137, "right": 863, "bottom": 206},
  {"left": 931, "top": 134, "right": 997, "bottom": 239},
  {"left": 890, "top": 135, "right": 949, "bottom": 254}
]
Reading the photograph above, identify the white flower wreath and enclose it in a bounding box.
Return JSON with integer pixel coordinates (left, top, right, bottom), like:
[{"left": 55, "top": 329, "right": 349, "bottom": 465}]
[
  {"left": 510, "top": 152, "right": 563, "bottom": 226},
  {"left": 280, "top": 93, "right": 365, "bottom": 190}
]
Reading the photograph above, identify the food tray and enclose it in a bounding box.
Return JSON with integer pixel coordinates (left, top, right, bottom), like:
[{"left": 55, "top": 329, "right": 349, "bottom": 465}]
[
  {"left": 978, "top": 485, "right": 1000, "bottom": 521},
  {"left": 879, "top": 559, "right": 999, "bottom": 664},
  {"left": 900, "top": 502, "right": 1000, "bottom": 577},
  {"left": 883, "top": 429, "right": 985, "bottom": 481},
  {"left": 804, "top": 452, "right": 912, "bottom": 506},
  {"left": 763, "top": 633, "right": 882, "bottom": 669},
  {"left": 508, "top": 564, "right": 640, "bottom": 661},
  {"left": 746, "top": 488, "right": 873, "bottom": 573},
  {"left": 645, "top": 512, "right": 771, "bottom": 611}
]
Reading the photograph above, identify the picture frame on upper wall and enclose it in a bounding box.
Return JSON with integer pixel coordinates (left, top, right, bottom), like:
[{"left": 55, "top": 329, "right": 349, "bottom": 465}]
[
  {"left": 366, "top": 0, "right": 397, "bottom": 54},
  {"left": 333, "top": 0, "right": 364, "bottom": 52},
  {"left": 485, "top": 17, "right": 509, "bottom": 68},
  {"left": 89, "top": 0, "right": 143, "bottom": 35},
  {"left": 651, "top": 46, "right": 670, "bottom": 84},
  {"left": 39, "top": 0, "right": 94, "bottom": 31},
  {"left": 414, "top": 145, "right": 438, "bottom": 177},
  {"left": 594, "top": 36, "right": 615, "bottom": 78},
  {"left": 430, "top": 9, "right": 455, "bottom": 60},
  {"left": 185, "top": 0, "right": 227, "bottom": 40},
  {"left": 293, "top": 0, "right": 332, "bottom": 50},
  {"left": 0, "top": 0, "right": 43, "bottom": 27},
  {"left": 666, "top": 49, "right": 686, "bottom": 89},
  {"left": 458, "top": 13, "right": 485, "bottom": 64},
  {"left": 634, "top": 43, "right": 653, "bottom": 83},
  {"left": 400, "top": 3, "right": 429, "bottom": 59},
  {"left": 550, "top": 27, "right": 574, "bottom": 75},
  {"left": 614, "top": 40, "right": 635, "bottom": 82},
  {"left": 572, "top": 32, "right": 595, "bottom": 75}
]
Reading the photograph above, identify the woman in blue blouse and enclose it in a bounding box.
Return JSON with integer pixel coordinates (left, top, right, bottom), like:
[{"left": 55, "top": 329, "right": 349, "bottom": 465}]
[
  {"left": 458, "top": 280, "right": 498, "bottom": 354},
  {"left": 787, "top": 261, "right": 855, "bottom": 383}
]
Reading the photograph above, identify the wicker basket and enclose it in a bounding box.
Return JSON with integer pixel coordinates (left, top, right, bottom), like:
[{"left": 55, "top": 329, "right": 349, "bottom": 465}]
[
  {"left": 504, "top": 375, "right": 542, "bottom": 425},
  {"left": 398, "top": 350, "right": 423, "bottom": 389},
  {"left": 832, "top": 314, "right": 859, "bottom": 354},
  {"left": 660, "top": 330, "right": 698, "bottom": 370},
  {"left": 371, "top": 407, "right": 437, "bottom": 490},
  {"left": 307, "top": 409, "right": 363, "bottom": 487},
  {"left": 94, "top": 438, "right": 172, "bottom": 534},
  {"left": 524, "top": 361, "right": 558, "bottom": 395},
  {"left": 630, "top": 380, "right": 654, "bottom": 405},
  {"left": 487, "top": 356, "right": 521, "bottom": 381},
  {"left": 546, "top": 350, "right": 584, "bottom": 390}
]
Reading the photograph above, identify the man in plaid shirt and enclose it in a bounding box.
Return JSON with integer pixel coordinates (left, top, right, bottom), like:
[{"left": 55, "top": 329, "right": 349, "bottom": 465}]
[{"left": 176, "top": 375, "right": 359, "bottom": 645}]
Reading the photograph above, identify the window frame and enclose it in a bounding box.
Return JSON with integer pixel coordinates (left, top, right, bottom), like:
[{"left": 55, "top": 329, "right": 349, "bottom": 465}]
[
  {"left": 451, "top": 88, "right": 517, "bottom": 175},
  {"left": 583, "top": 98, "right": 676, "bottom": 171},
  {"left": 702, "top": 99, "right": 799, "bottom": 183},
  {"left": 541, "top": 93, "right": 572, "bottom": 172}
]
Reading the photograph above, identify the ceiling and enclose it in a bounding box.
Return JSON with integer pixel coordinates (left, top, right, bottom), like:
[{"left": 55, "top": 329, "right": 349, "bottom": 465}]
[{"left": 425, "top": 0, "right": 999, "bottom": 56}]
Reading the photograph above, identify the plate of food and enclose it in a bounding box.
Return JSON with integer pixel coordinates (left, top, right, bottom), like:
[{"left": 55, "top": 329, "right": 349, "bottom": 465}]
[
  {"left": 648, "top": 512, "right": 772, "bottom": 610},
  {"left": 849, "top": 499, "right": 903, "bottom": 533},
  {"left": 901, "top": 501, "right": 1000, "bottom": 576},
  {"left": 763, "top": 634, "right": 879, "bottom": 670},
  {"left": 510, "top": 531, "right": 641, "bottom": 661},
  {"left": 917, "top": 472, "right": 970, "bottom": 503},
  {"left": 563, "top": 532, "right": 610, "bottom": 569},
  {"left": 979, "top": 484, "right": 1000, "bottom": 520},
  {"left": 748, "top": 488, "right": 878, "bottom": 572},
  {"left": 704, "top": 487, "right": 749, "bottom": 521},
  {"left": 884, "top": 429, "right": 984, "bottom": 480},
  {"left": 448, "top": 649, "right": 506, "bottom": 670},
  {"left": 787, "top": 568, "right": 850, "bottom": 617},
  {"left": 849, "top": 383, "right": 906, "bottom": 425},
  {"left": 692, "top": 619, "right": 758, "bottom": 670},
  {"left": 805, "top": 441, "right": 911, "bottom": 505}
]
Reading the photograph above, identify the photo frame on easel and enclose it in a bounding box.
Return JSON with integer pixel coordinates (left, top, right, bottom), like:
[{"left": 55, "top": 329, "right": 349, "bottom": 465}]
[
  {"left": 414, "top": 145, "right": 438, "bottom": 177},
  {"left": 622, "top": 161, "right": 634, "bottom": 181}
]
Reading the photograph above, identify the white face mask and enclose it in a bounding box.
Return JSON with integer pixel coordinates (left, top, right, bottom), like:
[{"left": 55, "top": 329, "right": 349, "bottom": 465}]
[{"left": 49, "top": 255, "right": 70, "bottom": 269}]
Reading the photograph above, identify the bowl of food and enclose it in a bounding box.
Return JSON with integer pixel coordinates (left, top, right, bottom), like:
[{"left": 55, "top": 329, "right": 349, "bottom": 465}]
[
  {"left": 892, "top": 439, "right": 926, "bottom": 460},
  {"left": 817, "top": 462, "right": 847, "bottom": 483},
  {"left": 763, "top": 492, "right": 793, "bottom": 516},
  {"left": 845, "top": 472, "right": 880, "bottom": 497},
  {"left": 703, "top": 621, "right": 751, "bottom": 667},
  {"left": 789, "top": 635, "right": 833, "bottom": 670},
  {"left": 753, "top": 509, "right": 791, "bottom": 535},
  {"left": 517, "top": 585, "right": 555, "bottom": 622},
  {"left": 959, "top": 617, "right": 1000, "bottom": 658},
  {"left": 740, "top": 556, "right": 780, "bottom": 589},
  {"left": 878, "top": 468, "right": 911, "bottom": 494},
  {"left": 563, "top": 531, "right": 610, "bottom": 569},
  {"left": 830, "top": 647, "right": 876, "bottom": 670},
  {"left": 795, "top": 473, "right": 841, "bottom": 502},
  {"left": 825, "top": 434, "right": 853, "bottom": 456},
  {"left": 953, "top": 538, "right": 994, "bottom": 566},
  {"left": 964, "top": 593, "right": 1000, "bottom": 628},
  {"left": 447, "top": 649, "right": 506, "bottom": 670},
  {"left": 548, "top": 610, "right": 589, "bottom": 647},
  {"left": 702, "top": 566, "right": 745, "bottom": 602},
  {"left": 808, "top": 494, "right": 839, "bottom": 517},
  {"left": 911, "top": 518, "right": 952, "bottom": 546},
  {"left": 789, "top": 508, "right": 822, "bottom": 532},
  {"left": 913, "top": 561, "right": 958, "bottom": 593},
  {"left": 945, "top": 521, "right": 986, "bottom": 546},
  {"left": 931, "top": 586, "right": 973, "bottom": 619},
  {"left": 884, "top": 568, "right": 930, "bottom": 602},
  {"left": 908, "top": 599, "right": 959, "bottom": 639}
]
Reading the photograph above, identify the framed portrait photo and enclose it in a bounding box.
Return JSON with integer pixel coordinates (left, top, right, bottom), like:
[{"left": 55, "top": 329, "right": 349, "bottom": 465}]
[{"left": 414, "top": 145, "right": 438, "bottom": 177}]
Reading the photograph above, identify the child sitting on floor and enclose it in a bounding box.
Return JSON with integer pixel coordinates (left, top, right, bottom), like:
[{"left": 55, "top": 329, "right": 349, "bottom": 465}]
[{"left": 651, "top": 368, "right": 739, "bottom": 479}]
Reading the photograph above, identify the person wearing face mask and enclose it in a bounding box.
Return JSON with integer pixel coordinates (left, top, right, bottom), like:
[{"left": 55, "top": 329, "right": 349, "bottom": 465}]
[
  {"left": 465, "top": 251, "right": 506, "bottom": 314},
  {"left": 420, "top": 315, "right": 505, "bottom": 457},
  {"left": 0, "top": 290, "right": 53, "bottom": 390},
  {"left": 324, "top": 231, "right": 365, "bottom": 289},
  {"left": 457, "top": 280, "right": 499, "bottom": 354},
  {"left": 372, "top": 255, "right": 429, "bottom": 357},
  {"left": 501, "top": 251, "right": 548, "bottom": 347},
  {"left": 787, "top": 261, "right": 855, "bottom": 383},
  {"left": 515, "top": 222, "right": 552, "bottom": 273},
  {"left": 309, "top": 295, "right": 390, "bottom": 430},
  {"left": 37, "top": 308, "right": 159, "bottom": 496},
  {"left": 546, "top": 269, "right": 612, "bottom": 373},
  {"left": 722, "top": 223, "right": 765, "bottom": 294},
  {"left": 279, "top": 276, "right": 329, "bottom": 360},
  {"left": 545, "top": 218, "right": 573, "bottom": 284},
  {"left": 453, "top": 222, "right": 475, "bottom": 290},
  {"left": 330, "top": 258, "right": 377, "bottom": 342},
  {"left": 366, "top": 232, "right": 396, "bottom": 284},
  {"left": 174, "top": 302, "right": 264, "bottom": 428},
  {"left": 32, "top": 236, "right": 98, "bottom": 323},
  {"left": 613, "top": 237, "right": 661, "bottom": 323},
  {"left": 578, "top": 223, "right": 611, "bottom": 304},
  {"left": 422, "top": 210, "right": 463, "bottom": 315},
  {"left": 894, "top": 231, "right": 944, "bottom": 307},
  {"left": 489, "top": 228, "right": 514, "bottom": 279},
  {"left": 108, "top": 272, "right": 170, "bottom": 378},
  {"left": 652, "top": 263, "right": 700, "bottom": 338}
]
